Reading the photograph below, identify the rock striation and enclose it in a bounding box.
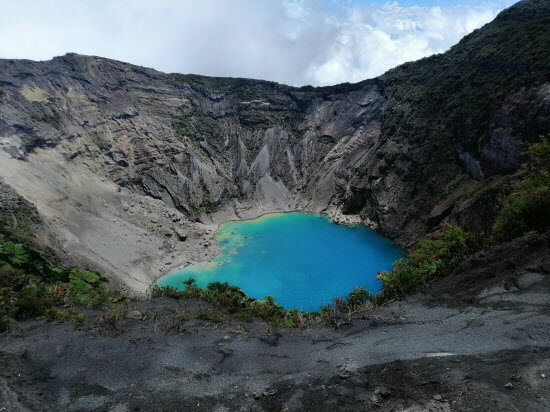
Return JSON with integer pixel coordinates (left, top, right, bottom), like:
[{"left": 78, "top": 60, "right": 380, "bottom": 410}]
[{"left": 0, "top": 0, "right": 548, "bottom": 293}]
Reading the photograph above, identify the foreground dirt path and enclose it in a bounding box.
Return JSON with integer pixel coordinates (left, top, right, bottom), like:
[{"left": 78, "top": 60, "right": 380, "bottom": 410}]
[{"left": 1, "top": 234, "right": 549, "bottom": 411}]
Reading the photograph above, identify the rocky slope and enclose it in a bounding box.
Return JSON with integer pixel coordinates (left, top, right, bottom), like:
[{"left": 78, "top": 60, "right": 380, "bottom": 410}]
[
  {"left": 0, "top": 0, "right": 549, "bottom": 294},
  {"left": 1, "top": 230, "right": 549, "bottom": 411}
]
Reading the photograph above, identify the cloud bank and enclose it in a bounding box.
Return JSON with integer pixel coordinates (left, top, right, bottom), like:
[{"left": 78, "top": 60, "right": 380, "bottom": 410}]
[{"left": 0, "top": 0, "right": 517, "bottom": 86}]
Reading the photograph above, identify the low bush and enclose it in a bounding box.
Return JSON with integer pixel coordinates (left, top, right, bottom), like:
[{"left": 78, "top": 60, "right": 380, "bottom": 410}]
[
  {"left": 45, "top": 308, "right": 87, "bottom": 328},
  {"left": 94, "top": 306, "right": 130, "bottom": 329},
  {"left": 377, "top": 224, "right": 476, "bottom": 301},
  {"left": 154, "top": 280, "right": 380, "bottom": 327},
  {"left": 172, "top": 107, "right": 219, "bottom": 142},
  {"left": 320, "top": 286, "right": 374, "bottom": 316},
  {"left": 492, "top": 136, "right": 550, "bottom": 242},
  {"left": 153, "top": 280, "right": 320, "bottom": 327},
  {"left": 0, "top": 237, "right": 122, "bottom": 332},
  {"left": 195, "top": 310, "right": 225, "bottom": 323},
  {"left": 29, "top": 111, "right": 61, "bottom": 129}
]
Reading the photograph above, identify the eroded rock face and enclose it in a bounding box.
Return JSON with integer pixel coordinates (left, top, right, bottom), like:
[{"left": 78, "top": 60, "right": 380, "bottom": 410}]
[
  {"left": 1, "top": 55, "right": 546, "bottom": 239},
  {"left": 0, "top": 0, "right": 548, "bottom": 291}
]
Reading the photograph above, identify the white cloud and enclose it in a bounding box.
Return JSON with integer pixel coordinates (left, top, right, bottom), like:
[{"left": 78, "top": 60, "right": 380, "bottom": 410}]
[
  {"left": 305, "top": 1, "right": 517, "bottom": 85},
  {"left": 0, "top": 0, "right": 518, "bottom": 86}
]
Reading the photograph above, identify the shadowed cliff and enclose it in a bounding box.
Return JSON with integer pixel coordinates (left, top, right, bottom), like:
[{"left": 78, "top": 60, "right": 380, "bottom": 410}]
[{"left": 0, "top": 0, "right": 548, "bottom": 292}]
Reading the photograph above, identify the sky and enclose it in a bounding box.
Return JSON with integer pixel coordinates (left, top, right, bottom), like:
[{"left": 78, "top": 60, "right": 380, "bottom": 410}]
[{"left": 0, "top": 0, "right": 519, "bottom": 86}]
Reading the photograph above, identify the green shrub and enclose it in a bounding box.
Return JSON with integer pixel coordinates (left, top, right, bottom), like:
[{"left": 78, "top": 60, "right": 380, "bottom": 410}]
[
  {"left": 492, "top": 175, "right": 550, "bottom": 241},
  {"left": 239, "top": 296, "right": 286, "bottom": 322},
  {"left": 154, "top": 279, "right": 378, "bottom": 326},
  {"left": 195, "top": 310, "right": 225, "bottom": 323},
  {"left": 317, "top": 286, "right": 376, "bottom": 325},
  {"left": 493, "top": 136, "right": 550, "bottom": 242},
  {"left": 172, "top": 107, "right": 219, "bottom": 142},
  {"left": 66, "top": 268, "right": 109, "bottom": 307},
  {"left": 377, "top": 224, "right": 475, "bottom": 300},
  {"left": 345, "top": 286, "right": 374, "bottom": 308},
  {"left": 94, "top": 306, "right": 129, "bottom": 329},
  {"left": 153, "top": 280, "right": 319, "bottom": 327},
  {"left": 45, "top": 308, "right": 86, "bottom": 327},
  {"left": 29, "top": 112, "right": 61, "bottom": 129},
  {"left": 12, "top": 286, "right": 55, "bottom": 319},
  {"left": 0, "top": 237, "right": 121, "bottom": 332},
  {"left": 0, "top": 242, "right": 30, "bottom": 265}
]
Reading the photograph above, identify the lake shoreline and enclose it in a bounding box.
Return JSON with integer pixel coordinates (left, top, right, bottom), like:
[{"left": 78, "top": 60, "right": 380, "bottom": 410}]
[
  {"left": 152, "top": 208, "right": 375, "bottom": 289},
  {"left": 156, "top": 211, "right": 405, "bottom": 312},
  {"left": 151, "top": 208, "right": 373, "bottom": 291}
]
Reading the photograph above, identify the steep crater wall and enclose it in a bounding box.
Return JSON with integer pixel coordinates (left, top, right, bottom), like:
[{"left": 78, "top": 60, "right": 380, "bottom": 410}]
[{"left": 0, "top": 0, "right": 548, "bottom": 292}]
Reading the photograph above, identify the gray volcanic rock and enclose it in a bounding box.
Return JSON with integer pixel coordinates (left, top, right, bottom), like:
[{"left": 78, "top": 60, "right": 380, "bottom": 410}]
[
  {"left": 1, "top": 230, "right": 549, "bottom": 411},
  {"left": 0, "top": 0, "right": 548, "bottom": 291},
  {"left": 174, "top": 228, "right": 187, "bottom": 241}
]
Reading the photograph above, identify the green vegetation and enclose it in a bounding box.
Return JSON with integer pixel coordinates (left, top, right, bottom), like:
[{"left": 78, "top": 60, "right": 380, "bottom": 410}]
[
  {"left": 153, "top": 280, "right": 380, "bottom": 327},
  {"left": 377, "top": 136, "right": 550, "bottom": 302},
  {"left": 0, "top": 186, "right": 122, "bottom": 332},
  {"left": 172, "top": 73, "right": 278, "bottom": 101},
  {"left": 190, "top": 194, "right": 220, "bottom": 218},
  {"left": 153, "top": 279, "right": 318, "bottom": 327},
  {"left": 30, "top": 111, "right": 61, "bottom": 129},
  {"left": 195, "top": 309, "right": 225, "bottom": 323},
  {"left": 45, "top": 308, "right": 87, "bottom": 327},
  {"left": 0, "top": 195, "right": 40, "bottom": 241},
  {"left": 172, "top": 73, "right": 256, "bottom": 95},
  {"left": 172, "top": 106, "right": 219, "bottom": 142},
  {"left": 95, "top": 306, "right": 130, "bottom": 329},
  {"left": 318, "top": 286, "right": 375, "bottom": 323},
  {"left": 318, "top": 135, "right": 337, "bottom": 145},
  {"left": 0, "top": 239, "right": 121, "bottom": 331},
  {"left": 383, "top": 0, "right": 550, "bottom": 173},
  {"left": 445, "top": 173, "right": 468, "bottom": 192},
  {"left": 172, "top": 73, "right": 302, "bottom": 133},
  {"left": 376, "top": 225, "right": 476, "bottom": 301},
  {"left": 493, "top": 136, "right": 550, "bottom": 242}
]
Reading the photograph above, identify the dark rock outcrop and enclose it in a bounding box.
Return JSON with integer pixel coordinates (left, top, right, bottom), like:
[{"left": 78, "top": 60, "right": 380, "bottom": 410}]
[{"left": 0, "top": 0, "right": 547, "bottom": 283}]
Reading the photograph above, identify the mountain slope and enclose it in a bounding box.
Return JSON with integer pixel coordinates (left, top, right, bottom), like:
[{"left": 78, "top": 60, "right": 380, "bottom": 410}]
[{"left": 0, "top": 0, "right": 548, "bottom": 293}]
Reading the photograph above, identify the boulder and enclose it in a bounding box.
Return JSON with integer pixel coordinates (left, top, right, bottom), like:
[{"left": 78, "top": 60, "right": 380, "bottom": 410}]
[
  {"left": 374, "top": 386, "right": 391, "bottom": 399},
  {"left": 175, "top": 229, "right": 188, "bottom": 241}
]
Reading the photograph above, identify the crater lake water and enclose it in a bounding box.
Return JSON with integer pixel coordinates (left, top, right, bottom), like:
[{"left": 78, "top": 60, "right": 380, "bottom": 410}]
[{"left": 158, "top": 212, "right": 406, "bottom": 312}]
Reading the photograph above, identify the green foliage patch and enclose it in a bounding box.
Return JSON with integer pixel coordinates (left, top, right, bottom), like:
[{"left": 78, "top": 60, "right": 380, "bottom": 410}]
[
  {"left": 0, "top": 196, "right": 40, "bottom": 242},
  {"left": 445, "top": 173, "right": 468, "bottom": 192},
  {"left": 45, "top": 308, "right": 87, "bottom": 327},
  {"left": 153, "top": 280, "right": 381, "bottom": 326},
  {"left": 172, "top": 106, "right": 220, "bottom": 142},
  {"left": 0, "top": 238, "right": 121, "bottom": 332},
  {"left": 153, "top": 279, "right": 321, "bottom": 327},
  {"left": 383, "top": 0, "right": 550, "bottom": 172},
  {"left": 492, "top": 136, "right": 550, "bottom": 242},
  {"left": 377, "top": 225, "right": 476, "bottom": 301},
  {"left": 30, "top": 111, "right": 61, "bottom": 129}
]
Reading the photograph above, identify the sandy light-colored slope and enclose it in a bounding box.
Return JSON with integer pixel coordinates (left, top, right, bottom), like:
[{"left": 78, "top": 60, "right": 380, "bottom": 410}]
[
  {"left": 0, "top": 0, "right": 548, "bottom": 294},
  {"left": 0, "top": 135, "right": 223, "bottom": 295}
]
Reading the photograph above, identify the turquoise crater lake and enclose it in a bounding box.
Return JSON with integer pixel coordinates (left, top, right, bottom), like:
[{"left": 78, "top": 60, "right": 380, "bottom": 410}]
[{"left": 158, "top": 212, "right": 406, "bottom": 312}]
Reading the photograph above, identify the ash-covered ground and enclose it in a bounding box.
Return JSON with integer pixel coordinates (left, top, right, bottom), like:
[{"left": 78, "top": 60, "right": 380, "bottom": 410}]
[{"left": 2, "top": 232, "right": 549, "bottom": 411}]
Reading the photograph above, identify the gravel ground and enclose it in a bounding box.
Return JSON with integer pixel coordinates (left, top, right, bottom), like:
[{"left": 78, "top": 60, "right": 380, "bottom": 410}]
[{"left": 1, "top": 233, "right": 549, "bottom": 411}]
